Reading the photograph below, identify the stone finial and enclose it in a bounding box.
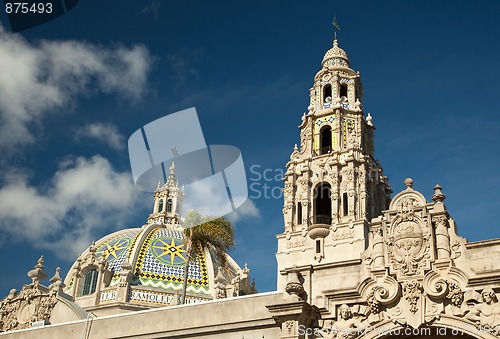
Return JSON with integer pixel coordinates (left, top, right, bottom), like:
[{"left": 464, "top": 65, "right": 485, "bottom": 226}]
[
  {"left": 49, "top": 267, "right": 66, "bottom": 292},
  {"left": 432, "top": 184, "right": 446, "bottom": 203},
  {"left": 27, "top": 256, "right": 48, "bottom": 284},
  {"left": 294, "top": 144, "right": 298, "bottom": 151},
  {"left": 404, "top": 178, "right": 413, "bottom": 190},
  {"left": 354, "top": 98, "right": 362, "bottom": 111},
  {"left": 285, "top": 265, "right": 304, "bottom": 300},
  {"left": 366, "top": 113, "right": 374, "bottom": 126},
  {"left": 6, "top": 289, "right": 17, "bottom": 300},
  {"left": 89, "top": 241, "right": 96, "bottom": 254}
]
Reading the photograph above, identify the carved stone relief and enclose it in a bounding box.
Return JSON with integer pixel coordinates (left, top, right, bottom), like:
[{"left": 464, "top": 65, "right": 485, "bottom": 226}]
[{"left": 0, "top": 258, "right": 59, "bottom": 332}]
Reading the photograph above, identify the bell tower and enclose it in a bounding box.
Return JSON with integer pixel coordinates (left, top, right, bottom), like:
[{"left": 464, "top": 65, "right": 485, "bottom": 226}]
[{"left": 277, "top": 37, "right": 392, "bottom": 301}]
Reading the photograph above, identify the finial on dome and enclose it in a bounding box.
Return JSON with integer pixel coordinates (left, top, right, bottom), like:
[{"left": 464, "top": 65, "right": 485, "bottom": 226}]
[
  {"left": 404, "top": 178, "right": 414, "bottom": 190},
  {"left": 27, "top": 255, "right": 48, "bottom": 284},
  {"left": 169, "top": 161, "right": 175, "bottom": 174},
  {"left": 49, "top": 267, "right": 66, "bottom": 291}
]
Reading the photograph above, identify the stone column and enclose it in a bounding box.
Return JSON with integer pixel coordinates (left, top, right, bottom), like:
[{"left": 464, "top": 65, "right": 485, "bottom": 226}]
[
  {"left": 370, "top": 221, "right": 385, "bottom": 268},
  {"left": 433, "top": 215, "right": 450, "bottom": 260}
]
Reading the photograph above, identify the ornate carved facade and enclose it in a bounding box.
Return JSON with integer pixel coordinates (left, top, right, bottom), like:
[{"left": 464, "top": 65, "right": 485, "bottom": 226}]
[{"left": 273, "top": 37, "right": 500, "bottom": 339}]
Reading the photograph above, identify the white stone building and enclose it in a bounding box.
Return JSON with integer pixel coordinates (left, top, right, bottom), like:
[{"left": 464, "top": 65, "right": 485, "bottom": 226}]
[{"left": 1, "top": 35, "right": 499, "bottom": 339}]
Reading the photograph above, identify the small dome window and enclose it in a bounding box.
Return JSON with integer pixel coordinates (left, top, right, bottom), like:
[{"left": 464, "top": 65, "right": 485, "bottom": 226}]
[
  {"left": 166, "top": 199, "right": 173, "bottom": 213},
  {"left": 82, "top": 269, "right": 98, "bottom": 296},
  {"left": 158, "top": 199, "right": 164, "bottom": 213}
]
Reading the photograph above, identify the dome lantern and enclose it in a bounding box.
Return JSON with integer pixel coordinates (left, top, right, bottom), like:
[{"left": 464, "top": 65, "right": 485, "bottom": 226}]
[{"left": 148, "top": 161, "right": 185, "bottom": 226}]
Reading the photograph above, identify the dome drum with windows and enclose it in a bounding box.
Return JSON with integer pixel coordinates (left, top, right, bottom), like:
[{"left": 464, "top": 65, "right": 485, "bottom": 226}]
[{"left": 63, "top": 162, "right": 256, "bottom": 313}]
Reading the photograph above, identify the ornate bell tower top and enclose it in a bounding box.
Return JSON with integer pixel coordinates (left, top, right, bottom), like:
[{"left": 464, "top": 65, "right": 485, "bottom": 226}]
[
  {"left": 281, "top": 36, "right": 391, "bottom": 249},
  {"left": 147, "top": 161, "right": 185, "bottom": 227}
]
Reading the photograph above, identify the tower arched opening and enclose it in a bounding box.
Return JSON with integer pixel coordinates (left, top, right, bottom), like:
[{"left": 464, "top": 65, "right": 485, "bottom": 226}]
[
  {"left": 340, "top": 83, "right": 348, "bottom": 98},
  {"left": 323, "top": 84, "right": 332, "bottom": 103},
  {"left": 314, "top": 183, "right": 331, "bottom": 224},
  {"left": 320, "top": 126, "right": 332, "bottom": 155}
]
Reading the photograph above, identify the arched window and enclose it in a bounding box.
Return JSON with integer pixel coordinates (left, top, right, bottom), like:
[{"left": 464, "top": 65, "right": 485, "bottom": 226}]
[
  {"left": 158, "top": 199, "right": 164, "bottom": 213},
  {"left": 340, "top": 84, "right": 348, "bottom": 98},
  {"left": 314, "top": 183, "right": 331, "bottom": 224},
  {"left": 82, "top": 269, "right": 98, "bottom": 296},
  {"left": 323, "top": 84, "right": 332, "bottom": 102},
  {"left": 320, "top": 126, "right": 332, "bottom": 155},
  {"left": 166, "top": 199, "right": 173, "bottom": 213}
]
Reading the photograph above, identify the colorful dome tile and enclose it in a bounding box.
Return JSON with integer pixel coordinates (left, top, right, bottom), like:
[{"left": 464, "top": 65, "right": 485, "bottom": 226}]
[
  {"left": 95, "top": 230, "right": 140, "bottom": 273},
  {"left": 134, "top": 228, "right": 210, "bottom": 296},
  {"left": 322, "top": 39, "right": 350, "bottom": 67}
]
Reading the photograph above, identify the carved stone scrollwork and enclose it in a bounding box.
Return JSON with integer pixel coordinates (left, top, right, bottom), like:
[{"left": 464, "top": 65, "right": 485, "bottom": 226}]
[
  {"left": 423, "top": 271, "right": 448, "bottom": 299},
  {"left": 0, "top": 258, "right": 58, "bottom": 332},
  {"left": 363, "top": 276, "right": 400, "bottom": 316}
]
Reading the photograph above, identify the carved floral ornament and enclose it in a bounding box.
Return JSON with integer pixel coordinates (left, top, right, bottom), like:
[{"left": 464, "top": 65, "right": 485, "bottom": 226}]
[{"left": 0, "top": 257, "right": 61, "bottom": 333}]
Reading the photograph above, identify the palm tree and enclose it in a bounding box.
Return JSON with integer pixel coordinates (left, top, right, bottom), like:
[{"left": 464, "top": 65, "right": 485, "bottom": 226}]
[{"left": 180, "top": 210, "right": 235, "bottom": 304}]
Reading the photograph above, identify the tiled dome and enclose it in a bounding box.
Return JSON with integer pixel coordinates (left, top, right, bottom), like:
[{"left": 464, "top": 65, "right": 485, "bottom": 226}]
[
  {"left": 322, "top": 39, "right": 350, "bottom": 68},
  {"left": 64, "top": 224, "right": 245, "bottom": 305}
]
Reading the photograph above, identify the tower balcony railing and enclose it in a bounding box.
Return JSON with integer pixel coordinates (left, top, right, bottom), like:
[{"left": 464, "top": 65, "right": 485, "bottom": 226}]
[{"left": 312, "top": 214, "right": 331, "bottom": 225}]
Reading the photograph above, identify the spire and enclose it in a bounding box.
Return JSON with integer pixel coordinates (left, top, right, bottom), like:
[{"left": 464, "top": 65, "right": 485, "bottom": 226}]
[
  {"left": 167, "top": 161, "right": 177, "bottom": 186},
  {"left": 148, "top": 160, "right": 185, "bottom": 226}
]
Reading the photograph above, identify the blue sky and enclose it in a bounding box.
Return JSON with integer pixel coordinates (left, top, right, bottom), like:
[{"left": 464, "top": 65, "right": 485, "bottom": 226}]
[{"left": 0, "top": 0, "right": 500, "bottom": 297}]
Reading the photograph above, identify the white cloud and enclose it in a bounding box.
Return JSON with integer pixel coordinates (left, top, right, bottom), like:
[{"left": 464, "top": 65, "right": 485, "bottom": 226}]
[
  {"left": 0, "top": 26, "right": 152, "bottom": 151},
  {"left": 227, "top": 199, "right": 260, "bottom": 223},
  {"left": 0, "top": 155, "right": 144, "bottom": 258},
  {"left": 75, "top": 122, "right": 126, "bottom": 150}
]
